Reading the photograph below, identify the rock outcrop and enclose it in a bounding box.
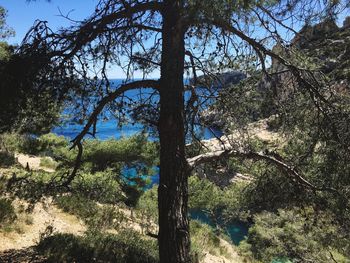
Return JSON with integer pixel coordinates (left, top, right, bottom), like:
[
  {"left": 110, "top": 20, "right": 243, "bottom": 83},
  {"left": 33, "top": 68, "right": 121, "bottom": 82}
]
[{"left": 191, "top": 71, "right": 246, "bottom": 88}]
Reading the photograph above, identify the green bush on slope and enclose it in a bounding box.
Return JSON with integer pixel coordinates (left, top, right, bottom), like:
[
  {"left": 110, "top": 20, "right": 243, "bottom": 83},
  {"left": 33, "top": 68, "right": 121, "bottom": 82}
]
[
  {"left": 36, "top": 230, "right": 159, "bottom": 263},
  {"left": 55, "top": 194, "right": 124, "bottom": 231},
  {"left": 239, "top": 207, "right": 350, "bottom": 263},
  {"left": 0, "top": 198, "right": 16, "bottom": 227}
]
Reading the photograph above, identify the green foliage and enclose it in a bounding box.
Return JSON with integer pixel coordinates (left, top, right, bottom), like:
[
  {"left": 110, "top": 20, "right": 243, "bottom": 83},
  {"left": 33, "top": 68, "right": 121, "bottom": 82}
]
[
  {"left": 55, "top": 194, "right": 124, "bottom": 231},
  {"left": 0, "top": 133, "right": 24, "bottom": 153},
  {"left": 36, "top": 230, "right": 159, "bottom": 263},
  {"left": 8, "top": 170, "right": 58, "bottom": 202},
  {"left": 0, "top": 42, "right": 12, "bottom": 61},
  {"left": 190, "top": 220, "right": 221, "bottom": 258},
  {"left": 0, "top": 150, "right": 15, "bottom": 167},
  {"left": 0, "top": 50, "right": 63, "bottom": 133},
  {"left": 239, "top": 207, "right": 350, "bottom": 263},
  {"left": 55, "top": 195, "right": 97, "bottom": 219},
  {"left": 201, "top": 21, "right": 350, "bottom": 262},
  {"left": 0, "top": 198, "right": 16, "bottom": 226},
  {"left": 0, "top": 6, "right": 14, "bottom": 40},
  {"left": 240, "top": 166, "right": 314, "bottom": 214},
  {"left": 0, "top": 16, "right": 71, "bottom": 134},
  {"left": 70, "top": 170, "right": 124, "bottom": 203},
  {"left": 189, "top": 175, "right": 248, "bottom": 222},
  {"left": 0, "top": 132, "right": 67, "bottom": 156},
  {"left": 136, "top": 185, "right": 158, "bottom": 233},
  {"left": 81, "top": 134, "right": 158, "bottom": 172},
  {"left": 37, "top": 133, "right": 69, "bottom": 155},
  {"left": 70, "top": 135, "right": 158, "bottom": 206},
  {"left": 189, "top": 175, "right": 224, "bottom": 215},
  {"left": 39, "top": 157, "right": 58, "bottom": 170},
  {"left": 4, "top": 133, "right": 157, "bottom": 210},
  {"left": 17, "top": 135, "right": 43, "bottom": 155}
]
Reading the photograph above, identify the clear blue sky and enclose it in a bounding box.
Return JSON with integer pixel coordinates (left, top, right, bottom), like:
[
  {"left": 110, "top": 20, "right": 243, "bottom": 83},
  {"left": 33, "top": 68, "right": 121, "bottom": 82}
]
[
  {"left": 1, "top": 1, "right": 348, "bottom": 78},
  {"left": 0, "top": 0, "right": 151, "bottom": 78},
  {"left": 0, "top": 0, "right": 97, "bottom": 45}
]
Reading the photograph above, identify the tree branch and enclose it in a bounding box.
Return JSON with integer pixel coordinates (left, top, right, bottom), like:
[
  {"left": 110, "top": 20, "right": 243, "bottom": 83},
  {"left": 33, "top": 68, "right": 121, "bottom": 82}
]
[
  {"left": 25, "top": 1, "right": 163, "bottom": 58},
  {"left": 60, "top": 79, "right": 159, "bottom": 186},
  {"left": 187, "top": 148, "right": 340, "bottom": 195}
]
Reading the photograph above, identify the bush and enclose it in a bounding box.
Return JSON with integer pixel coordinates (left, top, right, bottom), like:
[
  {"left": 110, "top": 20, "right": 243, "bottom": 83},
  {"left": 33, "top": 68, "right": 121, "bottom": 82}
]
[
  {"left": 37, "top": 230, "right": 159, "bottom": 263},
  {"left": 0, "top": 198, "right": 16, "bottom": 226},
  {"left": 38, "top": 133, "right": 68, "bottom": 155},
  {"left": 81, "top": 135, "right": 158, "bottom": 172},
  {"left": 55, "top": 195, "right": 98, "bottom": 221},
  {"left": 136, "top": 186, "right": 158, "bottom": 233},
  {"left": 40, "top": 157, "right": 58, "bottom": 170},
  {"left": 70, "top": 170, "right": 124, "bottom": 204},
  {"left": 190, "top": 220, "right": 228, "bottom": 261},
  {"left": 0, "top": 133, "right": 21, "bottom": 153},
  {"left": 0, "top": 151, "right": 15, "bottom": 167},
  {"left": 0, "top": 133, "right": 41, "bottom": 155},
  {"left": 0, "top": 133, "right": 68, "bottom": 156},
  {"left": 55, "top": 195, "right": 124, "bottom": 231},
  {"left": 239, "top": 208, "right": 350, "bottom": 262}
]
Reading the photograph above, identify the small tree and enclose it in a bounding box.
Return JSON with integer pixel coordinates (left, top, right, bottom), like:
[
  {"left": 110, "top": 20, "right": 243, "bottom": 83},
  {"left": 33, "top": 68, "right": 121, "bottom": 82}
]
[{"left": 21, "top": 0, "right": 349, "bottom": 262}]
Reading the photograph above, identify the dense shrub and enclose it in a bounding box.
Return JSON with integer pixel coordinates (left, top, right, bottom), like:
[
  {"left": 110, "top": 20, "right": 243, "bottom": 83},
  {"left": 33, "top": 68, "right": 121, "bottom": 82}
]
[
  {"left": 37, "top": 230, "right": 159, "bottom": 263},
  {"left": 0, "top": 198, "right": 16, "bottom": 226},
  {"left": 136, "top": 185, "right": 158, "bottom": 233},
  {"left": 189, "top": 175, "right": 249, "bottom": 222},
  {"left": 70, "top": 170, "right": 124, "bottom": 203},
  {"left": 0, "top": 133, "right": 19, "bottom": 153},
  {"left": 55, "top": 195, "right": 98, "bottom": 220},
  {"left": 0, "top": 133, "right": 43, "bottom": 155},
  {"left": 239, "top": 208, "right": 350, "bottom": 263},
  {"left": 0, "top": 132, "right": 68, "bottom": 156},
  {"left": 37, "top": 133, "right": 68, "bottom": 156},
  {"left": 39, "top": 157, "right": 58, "bottom": 170},
  {"left": 55, "top": 194, "right": 124, "bottom": 230},
  {"left": 81, "top": 135, "right": 158, "bottom": 172},
  {"left": 0, "top": 150, "right": 15, "bottom": 167},
  {"left": 190, "top": 220, "right": 223, "bottom": 260}
]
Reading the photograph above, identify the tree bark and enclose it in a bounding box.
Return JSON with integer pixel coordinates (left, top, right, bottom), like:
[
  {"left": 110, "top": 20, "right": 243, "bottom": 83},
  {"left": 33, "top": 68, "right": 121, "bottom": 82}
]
[{"left": 158, "top": 1, "right": 191, "bottom": 262}]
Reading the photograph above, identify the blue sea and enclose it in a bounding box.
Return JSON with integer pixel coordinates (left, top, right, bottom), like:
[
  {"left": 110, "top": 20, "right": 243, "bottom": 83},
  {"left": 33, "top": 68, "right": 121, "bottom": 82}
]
[
  {"left": 53, "top": 119, "right": 221, "bottom": 141},
  {"left": 53, "top": 79, "right": 222, "bottom": 140}
]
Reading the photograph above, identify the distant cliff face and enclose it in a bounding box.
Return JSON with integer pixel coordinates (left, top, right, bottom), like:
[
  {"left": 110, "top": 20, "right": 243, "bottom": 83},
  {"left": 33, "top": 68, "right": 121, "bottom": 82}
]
[
  {"left": 274, "top": 17, "right": 350, "bottom": 79},
  {"left": 191, "top": 71, "right": 246, "bottom": 89},
  {"left": 200, "top": 18, "right": 350, "bottom": 131},
  {"left": 259, "top": 17, "right": 350, "bottom": 107}
]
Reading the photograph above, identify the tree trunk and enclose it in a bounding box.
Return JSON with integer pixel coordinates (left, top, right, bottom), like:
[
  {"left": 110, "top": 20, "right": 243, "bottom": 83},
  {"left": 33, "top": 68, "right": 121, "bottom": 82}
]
[{"left": 158, "top": 1, "right": 191, "bottom": 262}]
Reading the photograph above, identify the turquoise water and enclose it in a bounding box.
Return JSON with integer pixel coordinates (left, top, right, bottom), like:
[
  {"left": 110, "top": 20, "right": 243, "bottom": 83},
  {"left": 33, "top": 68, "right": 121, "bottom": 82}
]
[{"left": 190, "top": 210, "right": 249, "bottom": 245}]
